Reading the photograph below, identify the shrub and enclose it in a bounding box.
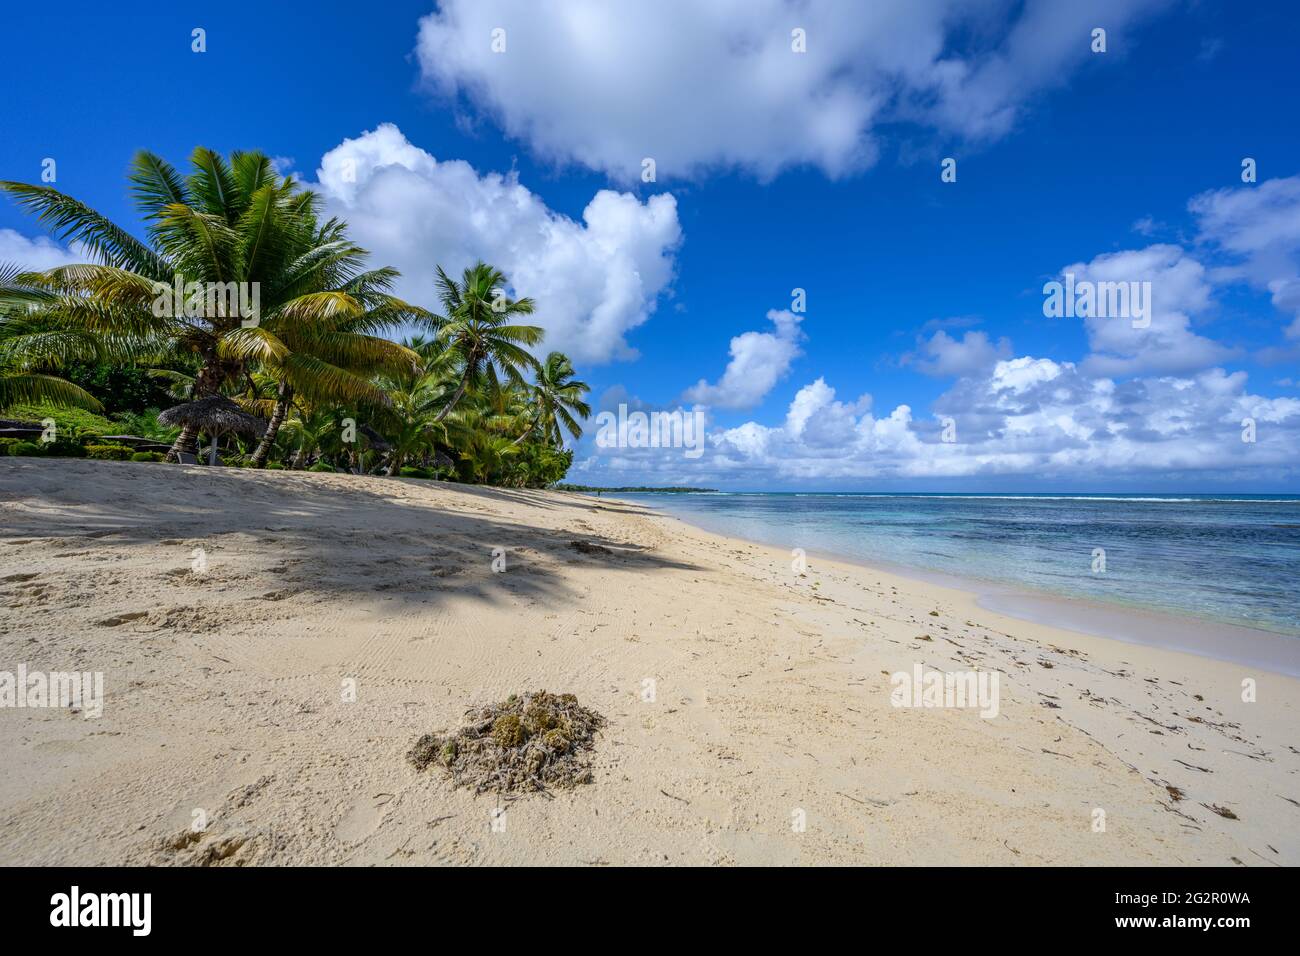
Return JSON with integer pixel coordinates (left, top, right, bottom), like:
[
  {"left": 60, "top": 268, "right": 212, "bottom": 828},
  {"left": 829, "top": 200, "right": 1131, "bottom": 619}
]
[
  {"left": 265, "top": 462, "right": 285, "bottom": 470},
  {"left": 41, "top": 437, "right": 86, "bottom": 458},
  {"left": 84, "top": 444, "right": 134, "bottom": 461},
  {"left": 0, "top": 437, "right": 19, "bottom": 456},
  {"left": 62, "top": 363, "right": 179, "bottom": 415},
  {"left": 0, "top": 403, "right": 114, "bottom": 438},
  {"left": 400, "top": 466, "right": 434, "bottom": 479},
  {"left": 109, "top": 408, "right": 178, "bottom": 443},
  {"left": 10, "top": 441, "right": 43, "bottom": 457},
  {"left": 130, "top": 451, "right": 166, "bottom": 462},
  {"left": 307, "top": 462, "right": 335, "bottom": 473}
]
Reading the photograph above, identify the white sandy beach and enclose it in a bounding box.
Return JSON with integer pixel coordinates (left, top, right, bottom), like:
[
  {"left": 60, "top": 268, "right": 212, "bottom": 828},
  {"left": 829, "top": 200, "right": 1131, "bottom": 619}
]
[{"left": 1, "top": 458, "right": 1296, "bottom": 866}]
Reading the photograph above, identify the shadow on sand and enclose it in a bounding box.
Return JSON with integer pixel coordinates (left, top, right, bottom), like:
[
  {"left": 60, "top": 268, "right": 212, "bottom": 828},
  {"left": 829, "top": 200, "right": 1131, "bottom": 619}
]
[{"left": 0, "top": 458, "right": 700, "bottom": 614}]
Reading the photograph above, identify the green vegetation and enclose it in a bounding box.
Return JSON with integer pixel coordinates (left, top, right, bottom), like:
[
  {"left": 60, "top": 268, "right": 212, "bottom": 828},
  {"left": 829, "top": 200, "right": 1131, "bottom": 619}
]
[
  {"left": 84, "top": 444, "right": 134, "bottom": 460},
  {"left": 2, "top": 402, "right": 114, "bottom": 437},
  {"left": 1, "top": 148, "right": 591, "bottom": 487}
]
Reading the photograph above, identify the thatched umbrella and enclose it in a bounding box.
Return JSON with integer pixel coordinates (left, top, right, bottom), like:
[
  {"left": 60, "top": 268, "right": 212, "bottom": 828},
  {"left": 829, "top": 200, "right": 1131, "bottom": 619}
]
[{"left": 160, "top": 396, "right": 266, "bottom": 465}]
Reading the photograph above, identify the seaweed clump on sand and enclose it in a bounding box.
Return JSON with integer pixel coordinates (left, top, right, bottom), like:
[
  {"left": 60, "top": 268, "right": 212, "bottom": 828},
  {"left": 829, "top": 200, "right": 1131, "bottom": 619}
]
[{"left": 407, "top": 691, "right": 606, "bottom": 793}]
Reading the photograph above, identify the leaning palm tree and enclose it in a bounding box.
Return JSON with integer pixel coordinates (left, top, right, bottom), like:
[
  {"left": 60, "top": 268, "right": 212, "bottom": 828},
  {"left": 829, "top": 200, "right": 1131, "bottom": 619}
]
[
  {"left": 1, "top": 148, "right": 413, "bottom": 461},
  {"left": 0, "top": 263, "right": 103, "bottom": 410},
  {"left": 430, "top": 262, "right": 542, "bottom": 422},
  {"left": 245, "top": 256, "right": 425, "bottom": 467},
  {"left": 512, "top": 351, "right": 590, "bottom": 446}
]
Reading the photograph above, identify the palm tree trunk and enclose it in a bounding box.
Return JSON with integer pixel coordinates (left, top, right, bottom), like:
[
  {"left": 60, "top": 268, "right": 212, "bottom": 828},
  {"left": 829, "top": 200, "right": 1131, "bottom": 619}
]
[
  {"left": 511, "top": 417, "right": 538, "bottom": 446},
  {"left": 169, "top": 423, "right": 201, "bottom": 461},
  {"left": 434, "top": 373, "right": 471, "bottom": 423},
  {"left": 385, "top": 449, "right": 403, "bottom": 477},
  {"left": 251, "top": 382, "right": 292, "bottom": 467}
]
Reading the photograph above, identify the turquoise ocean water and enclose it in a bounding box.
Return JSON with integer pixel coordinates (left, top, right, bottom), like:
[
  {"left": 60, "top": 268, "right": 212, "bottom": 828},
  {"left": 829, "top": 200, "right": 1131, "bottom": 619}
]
[{"left": 614, "top": 492, "right": 1300, "bottom": 638}]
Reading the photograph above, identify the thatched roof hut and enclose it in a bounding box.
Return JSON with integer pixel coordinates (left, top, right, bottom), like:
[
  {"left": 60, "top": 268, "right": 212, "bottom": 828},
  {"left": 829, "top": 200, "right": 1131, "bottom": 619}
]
[
  {"left": 159, "top": 396, "right": 266, "bottom": 437},
  {"left": 160, "top": 396, "right": 266, "bottom": 464}
]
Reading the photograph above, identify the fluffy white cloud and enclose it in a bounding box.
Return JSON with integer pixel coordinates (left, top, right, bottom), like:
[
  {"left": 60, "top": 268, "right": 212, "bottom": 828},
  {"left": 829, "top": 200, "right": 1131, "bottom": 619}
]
[
  {"left": 581, "top": 360, "right": 1298, "bottom": 485},
  {"left": 579, "top": 343, "right": 1300, "bottom": 485},
  {"left": 909, "top": 329, "right": 1011, "bottom": 378},
  {"left": 682, "top": 309, "right": 803, "bottom": 409},
  {"left": 0, "top": 229, "right": 82, "bottom": 271},
  {"left": 312, "top": 124, "right": 681, "bottom": 363},
  {"left": 1053, "top": 244, "right": 1235, "bottom": 377},
  {"left": 415, "top": 0, "right": 1173, "bottom": 182},
  {"left": 1191, "top": 175, "right": 1300, "bottom": 339},
  {"left": 576, "top": 171, "right": 1297, "bottom": 487}
]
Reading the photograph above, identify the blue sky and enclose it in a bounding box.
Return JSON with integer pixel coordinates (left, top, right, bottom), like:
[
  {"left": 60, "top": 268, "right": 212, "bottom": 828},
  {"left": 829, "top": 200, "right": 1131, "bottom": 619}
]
[{"left": 3, "top": 1, "right": 1298, "bottom": 490}]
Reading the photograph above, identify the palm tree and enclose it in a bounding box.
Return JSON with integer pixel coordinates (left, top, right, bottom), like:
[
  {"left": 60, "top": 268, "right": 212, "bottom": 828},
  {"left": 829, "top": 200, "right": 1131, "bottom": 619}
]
[
  {"left": 281, "top": 404, "right": 340, "bottom": 470},
  {"left": 2, "top": 148, "right": 412, "bottom": 460},
  {"left": 459, "top": 432, "right": 520, "bottom": 484},
  {"left": 430, "top": 262, "right": 542, "bottom": 422},
  {"left": 0, "top": 263, "right": 103, "bottom": 410},
  {"left": 245, "top": 257, "right": 425, "bottom": 467},
  {"left": 512, "top": 351, "right": 590, "bottom": 446},
  {"left": 372, "top": 339, "right": 461, "bottom": 476}
]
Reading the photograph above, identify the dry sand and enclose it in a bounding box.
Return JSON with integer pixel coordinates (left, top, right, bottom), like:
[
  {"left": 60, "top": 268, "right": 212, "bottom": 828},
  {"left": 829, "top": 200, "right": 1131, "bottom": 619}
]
[{"left": 1, "top": 458, "right": 1296, "bottom": 866}]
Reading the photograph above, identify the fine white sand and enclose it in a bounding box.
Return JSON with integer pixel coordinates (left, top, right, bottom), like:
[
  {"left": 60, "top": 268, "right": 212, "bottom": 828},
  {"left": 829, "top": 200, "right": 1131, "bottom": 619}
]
[{"left": 1, "top": 458, "right": 1295, "bottom": 866}]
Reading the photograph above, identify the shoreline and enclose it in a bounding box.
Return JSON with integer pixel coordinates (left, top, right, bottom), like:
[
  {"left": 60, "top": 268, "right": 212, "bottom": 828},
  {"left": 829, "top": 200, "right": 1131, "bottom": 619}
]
[
  {"left": 2, "top": 459, "right": 1297, "bottom": 866},
  {"left": 610, "top": 494, "right": 1300, "bottom": 678}
]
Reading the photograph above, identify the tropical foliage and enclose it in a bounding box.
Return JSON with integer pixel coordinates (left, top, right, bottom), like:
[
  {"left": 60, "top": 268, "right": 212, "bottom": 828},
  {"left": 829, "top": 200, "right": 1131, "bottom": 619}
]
[{"left": 0, "top": 148, "right": 587, "bottom": 487}]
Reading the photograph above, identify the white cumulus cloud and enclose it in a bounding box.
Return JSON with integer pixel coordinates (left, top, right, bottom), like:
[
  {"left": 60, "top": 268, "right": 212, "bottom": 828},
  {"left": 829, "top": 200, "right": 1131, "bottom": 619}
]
[
  {"left": 415, "top": 0, "right": 1174, "bottom": 182},
  {"left": 0, "top": 229, "right": 82, "bottom": 272},
  {"left": 682, "top": 308, "right": 803, "bottom": 409},
  {"left": 1191, "top": 174, "right": 1300, "bottom": 340},
  {"left": 312, "top": 123, "right": 681, "bottom": 363},
  {"left": 909, "top": 329, "right": 1012, "bottom": 377},
  {"left": 1053, "top": 244, "right": 1235, "bottom": 377}
]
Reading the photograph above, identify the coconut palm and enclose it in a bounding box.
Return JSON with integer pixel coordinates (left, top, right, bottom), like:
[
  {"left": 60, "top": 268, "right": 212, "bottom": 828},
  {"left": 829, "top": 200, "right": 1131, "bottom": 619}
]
[
  {"left": 512, "top": 351, "right": 590, "bottom": 446},
  {"left": 372, "top": 340, "right": 462, "bottom": 476},
  {"left": 280, "top": 404, "right": 341, "bottom": 470},
  {"left": 0, "top": 263, "right": 104, "bottom": 410},
  {"left": 459, "top": 432, "right": 521, "bottom": 484},
  {"left": 245, "top": 257, "right": 425, "bottom": 467},
  {"left": 1, "top": 148, "right": 417, "bottom": 461},
  {"left": 430, "top": 262, "right": 542, "bottom": 422}
]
